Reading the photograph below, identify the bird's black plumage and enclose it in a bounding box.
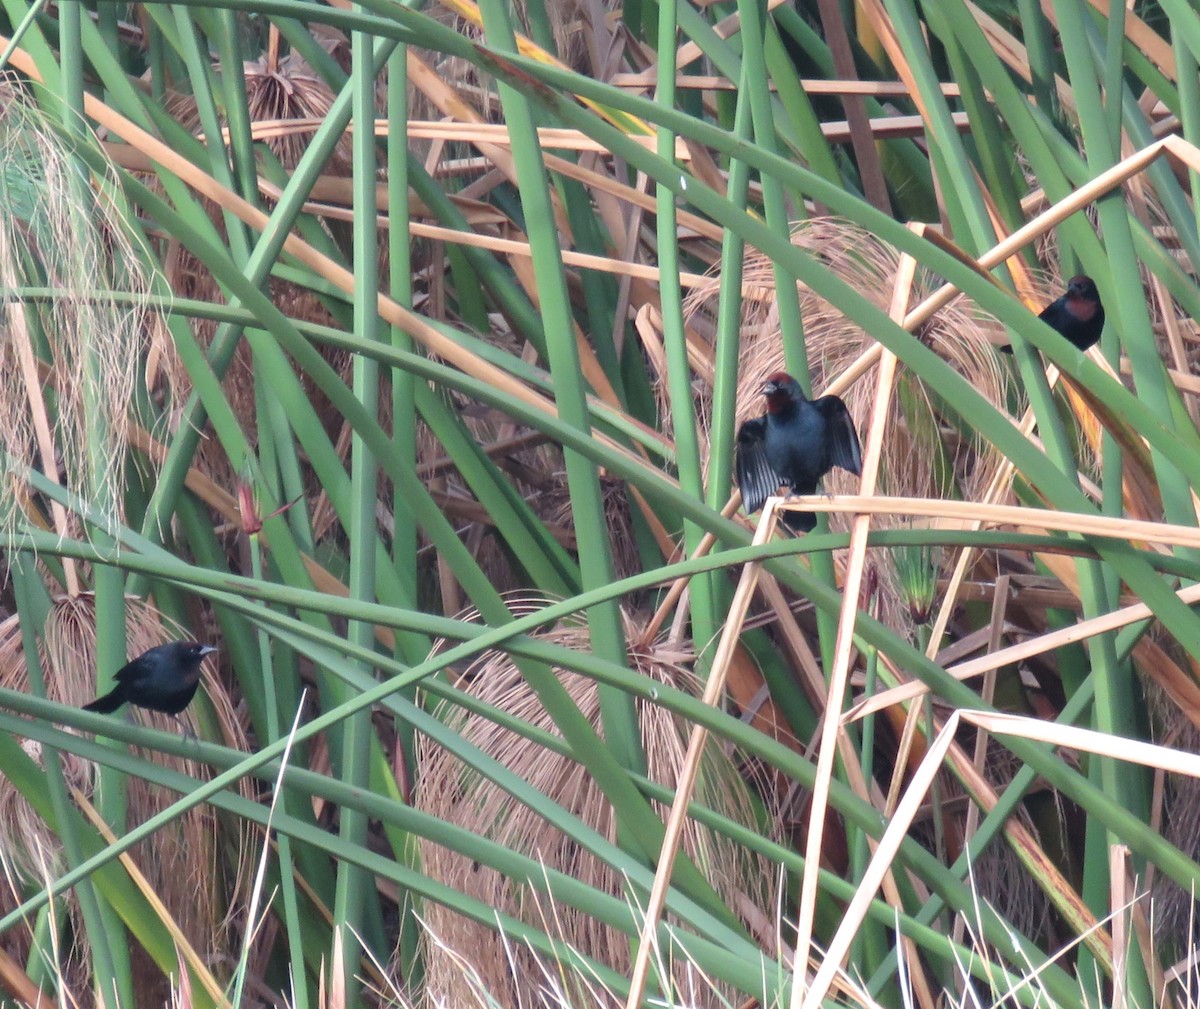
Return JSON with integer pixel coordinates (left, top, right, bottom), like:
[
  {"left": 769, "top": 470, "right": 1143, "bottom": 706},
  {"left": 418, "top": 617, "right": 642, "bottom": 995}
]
[
  {"left": 84, "top": 642, "right": 216, "bottom": 717},
  {"left": 735, "top": 372, "right": 863, "bottom": 531},
  {"left": 1002, "top": 275, "right": 1105, "bottom": 353}
]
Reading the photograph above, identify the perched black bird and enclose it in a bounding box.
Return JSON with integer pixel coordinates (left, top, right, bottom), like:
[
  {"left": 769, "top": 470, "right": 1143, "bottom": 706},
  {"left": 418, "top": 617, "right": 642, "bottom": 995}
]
[
  {"left": 84, "top": 642, "right": 216, "bottom": 718},
  {"left": 1002, "top": 275, "right": 1105, "bottom": 353},
  {"left": 735, "top": 372, "right": 863, "bottom": 532}
]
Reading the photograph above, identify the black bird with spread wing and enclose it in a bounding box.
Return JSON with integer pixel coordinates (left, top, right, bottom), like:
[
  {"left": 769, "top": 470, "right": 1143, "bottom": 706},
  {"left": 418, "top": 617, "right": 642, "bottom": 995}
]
[
  {"left": 1002, "top": 275, "right": 1105, "bottom": 353},
  {"left": 735, "top": 372, "right": 863, "bottom": 532},
  {"left": 84, "top": 641, "right": 216, "bottom": 718}
]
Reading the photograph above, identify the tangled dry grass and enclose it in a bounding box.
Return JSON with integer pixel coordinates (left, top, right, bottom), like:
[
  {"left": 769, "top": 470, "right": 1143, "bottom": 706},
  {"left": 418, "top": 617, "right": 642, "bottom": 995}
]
[{"left": 414, "top": 599, "right": 779, "bottom": 1008}]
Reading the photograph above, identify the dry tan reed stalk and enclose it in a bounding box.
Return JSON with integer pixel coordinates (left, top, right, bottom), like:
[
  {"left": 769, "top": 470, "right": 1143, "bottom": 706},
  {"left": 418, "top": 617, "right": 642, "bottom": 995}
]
[
  {"left": 0, "top": 942, "right": 48, "bottom": 1008},
  {"left": 608, "top": 74, "right": 965, "bottom": 97},
  {"left": 207, "top": 119, "right": 690, "bottom": 157},
  {"left": 73, "top": 788, "right": 233, "bottom": 1009},
  {"left": 624, "top": 504, "right": 779, "bottom": 1009},
  {"left": 255, "top": 208, "right": 712, "bottom": 288},
  {"left": 791, "top": 251, "right": 936, "bottom": 1009},
  {"left": 846, "top": 581, "right": 1200, "bottom": 721},
  {"left": 800, "top": 704, "right": 1169, "bottom": 1008},
  {"left": 783, "top": 495, "right": 1200, "bottom": 547}
]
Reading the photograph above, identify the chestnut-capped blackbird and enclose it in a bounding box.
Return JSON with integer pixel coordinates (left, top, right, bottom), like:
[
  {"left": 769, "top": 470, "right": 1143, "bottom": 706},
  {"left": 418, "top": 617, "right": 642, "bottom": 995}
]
[
  {"left": 83, "top": 641, "right": 215, "bottom": 717},
  {"left": 1002, "top": 275, "right": 1104, "bottom": 353},
  {"left": 735, "top": 372, "right": 863, "bottom": 531}
]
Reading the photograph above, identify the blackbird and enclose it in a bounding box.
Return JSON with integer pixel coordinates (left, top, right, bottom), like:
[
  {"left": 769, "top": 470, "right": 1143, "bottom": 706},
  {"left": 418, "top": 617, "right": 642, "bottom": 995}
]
[
  {"left": 83, "top": 641, "right": 216, "bottom": 717},
  {"left": 1002, "top": 275, "right": 1105, "bottom": 353},
  {"left": 735, "top": 371, "right": 863, "bottom": 532}
]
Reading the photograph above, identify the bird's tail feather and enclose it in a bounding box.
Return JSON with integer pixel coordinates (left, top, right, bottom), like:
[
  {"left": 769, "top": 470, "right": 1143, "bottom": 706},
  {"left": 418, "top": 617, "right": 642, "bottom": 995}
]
[
  {"left": 782, "top": 509, "right": 817, "bottom": 533},
  {"left": 83, "top": 689, "right": 124, "bottom": 714}
]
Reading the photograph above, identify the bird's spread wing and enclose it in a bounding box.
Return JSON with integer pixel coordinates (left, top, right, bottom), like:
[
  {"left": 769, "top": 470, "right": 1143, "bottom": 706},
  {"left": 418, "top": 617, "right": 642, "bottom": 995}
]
[
  {"left": 813, "top": 396, "right": 863, "bottom": 476},
  {"left": 736, "top": 418, "right": 780, "bottom": 513}
]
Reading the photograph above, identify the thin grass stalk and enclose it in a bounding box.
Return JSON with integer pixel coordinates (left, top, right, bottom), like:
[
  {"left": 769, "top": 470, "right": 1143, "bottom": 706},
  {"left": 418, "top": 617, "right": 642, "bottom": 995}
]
[
  {"left": 328, "top": 26, "right": 387, "bottom": 994},
  {"left": 1176, "top": 35, "right": 1200, "bottom": 256},
  {"left": 759, "top": 17, "right": 842, "bottom": 195},
  {"left": 696, "top": 66, "right": 748, "bottom": 657},
  {"left": 742, "top": 0, "right": 851, "bottom": 669},
  {"left": 739, "top": 0, "right": 805, "bottom": 381},
  {"left": 0, "top": 0, "right": 48, "bottom": 73},
  {"left": 229, "top": 703, "right": 306, "bottom": 1008},
  {"left": 703, "top": 66, "right": 752, "bottom": 636},
  {"left": 247, "top": 520, "right": 308, "bottom": 1009},
  {"left": 56, "top": 0, "right": 82, "bottom": 129},
  {"left": 388, "top": 46, "right": 417, "bottom": 612},
  {"left": 654, "top": 0, "right": 716, "bottom": 659},
  {"left": 924, "top": 3, "right": 1026, "bottom": 246},
  {"left": 214, "top": 11, "right": 258, "bottom": 212},
  {"left": 850, "top": 641, "right": 883, "bottom": 976},
  {"left": 172, "top": 8, "right": 247, "bottom": 256}
]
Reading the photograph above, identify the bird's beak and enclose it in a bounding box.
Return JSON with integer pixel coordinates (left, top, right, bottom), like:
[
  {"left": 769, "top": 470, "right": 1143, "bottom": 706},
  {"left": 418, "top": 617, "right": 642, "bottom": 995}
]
[
  {"left": 199, "top": 645, "right": 218, "bottom": 657},
  {"left": 762, "top": 381, "right": 779, "bottom": 395}
]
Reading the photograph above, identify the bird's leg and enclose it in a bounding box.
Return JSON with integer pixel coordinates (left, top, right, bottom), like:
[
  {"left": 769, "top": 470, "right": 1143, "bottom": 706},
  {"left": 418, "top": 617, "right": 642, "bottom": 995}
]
[
  {"left": 775, "top": 488, "right": 806, "bottom": 536},
  {"left": 173, "top": 715, "right": 197, "bottom": 742}
]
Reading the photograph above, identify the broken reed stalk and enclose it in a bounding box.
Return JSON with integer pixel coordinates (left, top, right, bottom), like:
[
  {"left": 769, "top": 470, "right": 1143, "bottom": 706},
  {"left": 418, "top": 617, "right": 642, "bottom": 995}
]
[{"left": 848, "top": 580, "right": 1200, "bottom": 721}]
